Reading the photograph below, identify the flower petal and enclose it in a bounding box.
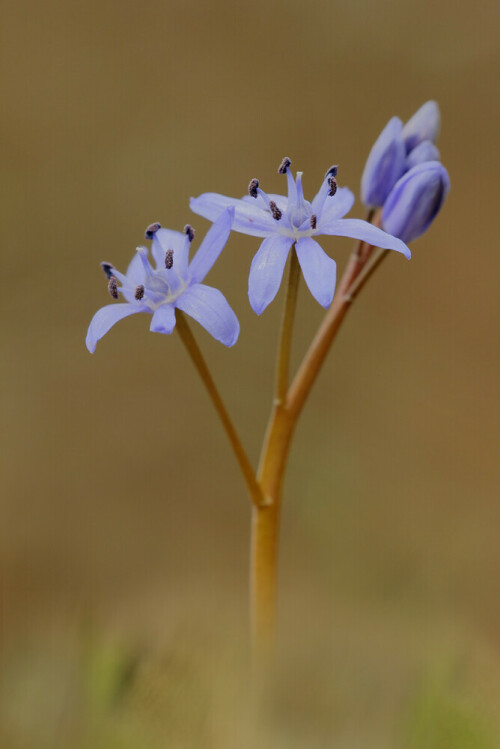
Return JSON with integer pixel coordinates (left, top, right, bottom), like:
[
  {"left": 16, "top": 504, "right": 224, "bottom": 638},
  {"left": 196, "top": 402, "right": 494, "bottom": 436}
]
[
  {"left": 175, "top": 283, "right": 240, "bottom": 347},
  {"left": 295, "top": 238, "right": 336, "bottom": 308},
  {"left": 150, "top": 304, "right": 177, "bottom": 334},
  {"left": 126, "top": 253, "right": 146, "bottom": 284},
  {"left": 360, "top": 117, "right": 406, "bottom": 207},
  {"left": 86, "top": 303, "right": 147, "bottom": 353},
  {"left": 315, "top": 186, "right": 355, "bottom": 225},
  {"left": 322, "top": 218, "right": 411, "bottom": 258},
  {"left": 402, "top": 101, "right": 440, "bottom": 151},
  {"left": 152, "top": 228, "right": 189, "bottom": 275},
  {"left": 190, "top": 193, "right": 275, "bottom": 237},
  {"left": 188, "top": 207, "right": 234, "bottom": 284},
  {"left": 248, "top": 234, "right": 293, "bottom": 315},
  {"left": 405, "top": 139, "right": 440, "bottom": 170}
]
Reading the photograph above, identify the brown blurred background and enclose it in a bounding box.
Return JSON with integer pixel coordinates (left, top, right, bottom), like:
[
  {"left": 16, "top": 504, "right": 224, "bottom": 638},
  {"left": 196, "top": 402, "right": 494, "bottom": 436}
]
[{"left": 1, "top": 0, "right": 499, "bottom": 746}]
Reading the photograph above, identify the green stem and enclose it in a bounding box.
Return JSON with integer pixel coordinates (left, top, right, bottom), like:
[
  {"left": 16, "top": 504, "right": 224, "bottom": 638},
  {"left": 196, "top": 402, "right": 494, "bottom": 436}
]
[{"left": 176, "top": 311, "right": 265, "bottom": 508}]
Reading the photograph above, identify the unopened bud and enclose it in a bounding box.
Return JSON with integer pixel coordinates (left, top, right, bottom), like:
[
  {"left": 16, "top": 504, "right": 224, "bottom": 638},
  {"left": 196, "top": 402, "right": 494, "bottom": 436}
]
[
  {"left": 361, "top": 116, "right": 406, "bottom": 208},
  {"left": 402, "top": 101, "right": 440, "bottom": 152},
  {"left": 405, "top": 139, "right": 440, "bottom": 170},
  {"left": 382, "top": 161, "right": 450, "bottom": 243}
]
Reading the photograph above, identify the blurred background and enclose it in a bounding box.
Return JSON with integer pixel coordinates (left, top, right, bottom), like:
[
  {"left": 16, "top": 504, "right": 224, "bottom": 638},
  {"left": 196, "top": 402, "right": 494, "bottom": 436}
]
[{"left": 2, "top": 0, "right": 499, "bottom": 746}]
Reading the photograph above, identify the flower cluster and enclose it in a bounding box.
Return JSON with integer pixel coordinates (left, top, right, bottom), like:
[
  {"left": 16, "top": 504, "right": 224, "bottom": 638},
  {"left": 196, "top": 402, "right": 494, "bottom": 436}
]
[
  {"left": 87, "top": 105, "right": 449, "bottom": 350},
  {"left": 361, "top": 101, "right": 450, "bottom": 243}
]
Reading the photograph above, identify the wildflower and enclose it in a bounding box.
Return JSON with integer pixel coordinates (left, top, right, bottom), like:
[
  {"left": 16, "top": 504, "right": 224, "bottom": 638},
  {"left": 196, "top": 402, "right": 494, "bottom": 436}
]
[
  {"left": 381, "top": 161, "right": 450, "bottom": 243},
  {"left": 86, "top": 208, "right": 239, "bottom": 352},
  {"left": 361, "top": 101, "right": 441, "bottom": 208},
  {"left": 190, "top": 159, "right": 410, "bottom": 314}
]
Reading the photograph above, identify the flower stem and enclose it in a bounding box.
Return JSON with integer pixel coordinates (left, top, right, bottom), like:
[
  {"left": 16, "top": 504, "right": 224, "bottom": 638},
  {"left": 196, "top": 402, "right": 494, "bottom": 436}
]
[
  {"left": 250, "top": 248, "right": 300, "bottom": 653},
  {"left": 275, "top": 248, "right": 300, "bottom": 405},
  {"left": 175, "top": 310, "right": 265, "bottom": 508},
  {"left": 250, "top": 212, "right": 392, "bottom": 653}
]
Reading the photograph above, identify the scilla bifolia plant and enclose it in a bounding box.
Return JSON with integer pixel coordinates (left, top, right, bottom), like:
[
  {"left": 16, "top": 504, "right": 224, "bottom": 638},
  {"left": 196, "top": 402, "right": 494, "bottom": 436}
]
[{"left": 87, "top": 102, "right": 449, "bottom": 654}]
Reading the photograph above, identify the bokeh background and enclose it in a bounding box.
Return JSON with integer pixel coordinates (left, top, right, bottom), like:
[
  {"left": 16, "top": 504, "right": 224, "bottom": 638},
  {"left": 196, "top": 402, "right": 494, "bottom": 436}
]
[{"left": 2, "top": 0, "right": 499, "bottom": 746}]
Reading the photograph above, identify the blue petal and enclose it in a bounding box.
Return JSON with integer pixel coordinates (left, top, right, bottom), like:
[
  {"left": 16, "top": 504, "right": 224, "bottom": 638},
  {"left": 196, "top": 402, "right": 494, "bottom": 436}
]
[
  {"left": 188, "top": 207, "right": 234, "bottom": 284},
  {"left": 315, "top": 186, "right": 355, "bottom": 225},
  {"left": 322, "top": 218, "right": 411, "bottom": 258},
  {"left": 402, "top": 101, "right": 440, "bottom": 151},
  {"left": 248, "top": 234, "right": 293, "bottom": 315},
  {"left": 86, "top": 303, "right": 147, "bottom": 353},
  {"left": 361, "top": 117, "right": 406, "bottom": 207},
  {"left": 295, "top": 238, "right": 336, "bottom": 308},
  {"left": 405, "top": 140, "right": 440, "bottom": 169},
  {"left": 175, "top": 283, "right": 240, "bottom": 347},
  {"left": 126, "top": 253, "right": 146, "bottom": 284},
  {"left": 152, "top": 228, "right": 189, "bottom": 275},
  {"left": 382, "top": 161, "right": 450, "bottom": 243},
  {"left": 150, "top": 304, "right": 177, "bottom": 334},
  {"left": 190, "top": 193, "right": 275, "bottom": 237}
]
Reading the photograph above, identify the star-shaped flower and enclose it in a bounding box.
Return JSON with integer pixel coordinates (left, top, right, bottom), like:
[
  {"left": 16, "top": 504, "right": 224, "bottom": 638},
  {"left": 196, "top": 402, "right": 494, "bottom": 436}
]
[
  {"left": 86, "top": 208, "right": 239, "bottom": 352},
  {"left": 190, "top": 158, "right": 410, "bottom": 314}
]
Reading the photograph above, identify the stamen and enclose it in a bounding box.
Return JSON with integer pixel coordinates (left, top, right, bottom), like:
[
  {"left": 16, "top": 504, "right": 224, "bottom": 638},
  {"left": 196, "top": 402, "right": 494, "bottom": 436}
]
[
  {"left": 328, "top": 176, "right": 337, "bottom": 197},
  {"left": 108, "top": 276, "right": 119, "bottom": 299},
  {"left": 248, "top": 178, "right": 259, "bottom": 198},
  {"left": 165, "top": 249, "right": 174, "bottom": 269},
  {"left": 135, "top": 284, "right": 145, "bottom": 300},
  {"left": 184, "top": 224, "right": 195, "bottom": 242},
  {"left": 325, "top": 165, "right": 338, "bottom": 178},
  {"left": 145, "top": 222, "right": 162, "bottom": 239},
  {"left": 310, "top": 214, "right": 317, "bottom": 229},
  {"left": 269, "top": 201, "right": 282, "bottom": 221},
  {"left": 101, "top": 262, "right": 114, "bottom": 280},
  {"left": 278, "top": 157, "right": 292, "bottom": 174}
]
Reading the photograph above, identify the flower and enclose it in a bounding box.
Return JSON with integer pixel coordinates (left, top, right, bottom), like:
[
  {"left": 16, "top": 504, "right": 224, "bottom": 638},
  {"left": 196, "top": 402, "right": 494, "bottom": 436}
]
[
  {"left": 190, "top": 159, "right": 410, "bottom": 315},
  {"left": 361, "top": 101, "right": 441, "bottom": 209},
  {"left": 86, "top": 208, "right": 239, "bottom": 352},
  {"left": 381, "top": 161, "right": 450, "bottom": 243}
]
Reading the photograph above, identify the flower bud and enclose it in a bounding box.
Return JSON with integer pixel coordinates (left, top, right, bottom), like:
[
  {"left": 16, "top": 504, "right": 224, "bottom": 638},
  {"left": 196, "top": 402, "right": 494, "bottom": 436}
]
[
  {"left": 361, "top": 117, "right": 406, "bottom": 208},
  {"left": 402, "top": 101, "right": 440, "bottom": 152},
  {"left": 381, "top": 161, "right": 449, "bottom": 243},
  {"left": 405, "top": 139, "right": 440, "bottom": 170}
]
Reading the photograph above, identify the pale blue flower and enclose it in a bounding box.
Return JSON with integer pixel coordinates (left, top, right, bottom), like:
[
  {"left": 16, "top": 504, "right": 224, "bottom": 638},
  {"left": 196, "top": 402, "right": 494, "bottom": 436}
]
[
  {"left": 190, "top": 159, "right": 410, "bottom": 315},
  {"left": 382, "top": 161, "right": 450, "bottom": 243},
  {"left": 86, "top": 208, "right": 239, "bottom": 352}
]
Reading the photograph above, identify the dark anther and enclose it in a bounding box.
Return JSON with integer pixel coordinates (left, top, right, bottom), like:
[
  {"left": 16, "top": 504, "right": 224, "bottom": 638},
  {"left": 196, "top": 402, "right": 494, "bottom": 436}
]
[
  {"left": 108, "top": 276, "right": 119, "bottom": 299},
  {"left": 184, "top": 224, "right": 195, "bottom": 242},
  {"left": 134, "top": 284, "right": 145, "bottom": 301},
  {"left": 145, "top": 222, "right": 162, "bottom": 239},
  {"left": 165, "top": 249, "right": 174, "bottom": 269},
  {"left": 310, "top": 214, "right": 317, "bottom": 230},
  {"left": 328, "top": 176, "right": 337, "bottom": 197},
  {"left": 325, "top": 165, "right": 338, "bottom": 178},
  {"left": 269, "top": 201, "right": 282, "bottom": 221},
  {"left": 101, "top": 262, "right": 114, "bottom": 279},
  {"left": 278, "top": 157, "right": 292, "bottom": 174},
  {"left": 248, "top": 178, "right": 259, "bottom": 198}
]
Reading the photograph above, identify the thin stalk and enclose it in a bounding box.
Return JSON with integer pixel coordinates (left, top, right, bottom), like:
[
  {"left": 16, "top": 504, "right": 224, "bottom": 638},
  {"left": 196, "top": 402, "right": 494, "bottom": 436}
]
[
  {"left": 250, "top": 248, "right": 300, "bottom": 652},
  {"left": 176, "top": 311, "right": 265, "bottom": 508},
  {"left": 275, "top": 248, "right": 300, "bottom": 404}
]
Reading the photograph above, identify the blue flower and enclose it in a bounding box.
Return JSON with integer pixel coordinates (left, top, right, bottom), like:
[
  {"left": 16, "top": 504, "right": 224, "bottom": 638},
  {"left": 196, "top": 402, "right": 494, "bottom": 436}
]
[
  {"left": 190, "top": 159, "right": 410, "bottom": 315},
  {"left": 86, "top": 208, "right": 239, "bottom": 352},
  {"left": 361, "top": 101, "right": 441, "bottom": 209},
  {"left": 382, "top": 161, "right": 450, "bottom": 244}
]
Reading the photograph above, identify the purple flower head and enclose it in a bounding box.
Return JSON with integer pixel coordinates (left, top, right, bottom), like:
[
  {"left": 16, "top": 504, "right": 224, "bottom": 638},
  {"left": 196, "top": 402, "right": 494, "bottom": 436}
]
[
  {"left": 402, "top": 100, "right": 440, "bottom": 152},
  {"left": 86, "top": 208, "right": 239, "bottom": 352},
  {"left": 361, "top": 102, "right": 442, "bottom": 209},
  {"left": 190, "top": 159, "right": 410, "bottom": 315},
  {"left": 360, "top": 117, "right": 407, "bottom": 208},
  {"left": 382, "top": 161, "right": 450, "bottom": 244}
]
